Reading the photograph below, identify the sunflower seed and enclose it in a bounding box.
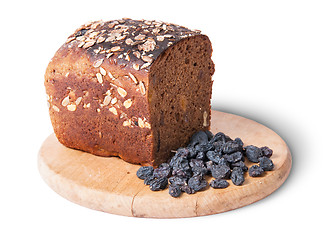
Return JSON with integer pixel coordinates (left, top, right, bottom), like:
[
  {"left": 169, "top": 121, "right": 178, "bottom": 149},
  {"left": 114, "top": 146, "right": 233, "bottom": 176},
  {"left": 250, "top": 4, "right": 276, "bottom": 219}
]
[
  {"left": 135, "top": 34, "right": 146, "bottom": 40},
  {"left": 103, "top": 95, "right": 112, "bottom": 106},
  {"left": 123, "top": 119, "right": 132, "bottom": 127},
  {"left": 128, "top": 73, "right": 138, "bottom": 84},
  {"left": 52, "top": 105, "right": 60, "bottom": 112},
  {"left": 138, "top": 118, "right": 145, "bottom": 128},
  {"left": 75, "top": 97, "right": 82, "bottom": 105},
  {"left": 133, "top": 63, "right": 140, "bottom": 70},
  {"left": 109, "top": 107, "right": 118, "bottom": 115},
  {"left": 123, "top": 99, "right": 132, "bottom": 108},
  {"left": 141, "top": 55, "right": 153, "bottom": 63},
  {"left": 111, "top": 97, "right": 117, "bottom": 105},
  {"left": 66, "top": 36, "right": 75, "bottom": 43},
  {"left": 96, "top": 73, "right": 103, "bottom": 83},
  {"left": 97, "top": 36, "right": 106, "bottom": 43},
  {"left": 117, "top": 87, "right": 127, "bottom": 97},
  {"left": 99, "top": 67, "right": 106, "bottom": 76},
  {"left": 83, "top": 40, "right": 96, "bottom": 48},
  {"left": 93, "top": 59, "right": 104, "bottom": 67},
  {"left": 139, "top": 81, "right": 146, "bottom": 95},
  {"left": 111, "top": 46, "right": 121, "bottom": 52},
  {"left": 67, "top": 104, "right": 77, "bottom": 111},
  {"left": 61, "top": 96, "right": 70, "bottom": 107}
]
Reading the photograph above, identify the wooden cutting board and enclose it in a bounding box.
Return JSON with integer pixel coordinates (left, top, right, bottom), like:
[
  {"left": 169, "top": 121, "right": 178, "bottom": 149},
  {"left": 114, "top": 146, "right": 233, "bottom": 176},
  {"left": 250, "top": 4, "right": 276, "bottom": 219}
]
[{"left": 38, "top": 110, "right": 291, "bottom": 218}]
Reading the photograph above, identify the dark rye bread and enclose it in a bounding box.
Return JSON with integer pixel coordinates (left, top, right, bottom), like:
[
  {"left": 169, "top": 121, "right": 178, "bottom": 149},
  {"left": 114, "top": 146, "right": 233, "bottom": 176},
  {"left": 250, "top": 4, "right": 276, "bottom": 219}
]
[{"left": 44, "top": 19, "right": 215, "bottom": 166}]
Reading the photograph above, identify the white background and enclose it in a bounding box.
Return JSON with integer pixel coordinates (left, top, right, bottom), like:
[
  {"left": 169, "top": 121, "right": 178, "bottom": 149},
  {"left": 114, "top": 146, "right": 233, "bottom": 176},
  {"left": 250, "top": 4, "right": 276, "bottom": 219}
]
[{"left": 1, "top": 0, "right": 327, "bottom": 239}]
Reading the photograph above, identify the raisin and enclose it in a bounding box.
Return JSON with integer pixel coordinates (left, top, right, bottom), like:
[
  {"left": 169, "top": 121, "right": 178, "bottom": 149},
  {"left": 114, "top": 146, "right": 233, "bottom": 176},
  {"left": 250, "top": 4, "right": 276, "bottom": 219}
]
[
  {"left": 211, "top": 165, "right": 231, "bottom": 179},
  {"left": 136, "top": 166, "right": 154, "bottom": 180},
  {"left": 209, "top": 179, "right": 229, "bottom": 189},
  {"left": 231, "top": 167, "right": 245, "bottom": 186},
  {"left": 222, "top": 141, "right": 243, "bottom": 154},
  {"left": 149, "top": 177, "right": 168, "bottom": 191},
  {"left": 223, "top": 151, "right": 244, "bottom": 163},
  {"left": 207, "top": 151, "right": 227, "bottom": 165},
  {"left": 249, "top": 165, "right": 264, "bottom": 177},
  {"left": 172, "top": 167, "right": 192, "bottom": 178},
  {"left": 168, "top": 176, "right": 188, "bottom": 186},
  {"left": 234, "top": 137, "right": 244, "bottom": 148},
  {"left": 171, "top": 148, "right": 189, "bottom": 161},
  {"left": 170, "top": 156, "right": 191, "bottom": 173},
  {"left": 187, "top": 146, "right": 198, "bottom": 158},
  {"left": 259, "top": 157, "right": 274, "bottom": 171},
  {"left": 244, "top": 145, "right": 263, "bottom": 163},
  {"left": 188, "top": 175, "right": 207, "bottom": 192},
  {"left": 205, "top": 160, "right": 214, "bottom": 173},
  {"left": 144, "top": 175, "right": 156, "bottom": 185},
  {"left": 189, "top": 131, "right": 209, "bottom": 147},
  {"left": 210, "top": 132, "right": 232, "bottom": 144},
  {"left": 153, "top": 163, "right": 171, "bottom": 178},
  {"left": 261, "top": 146, "right": 273, "bottom": 158},
  {"left": 212, "top": 141, "right": 224, "bottom": 152},
  {"left": 189, "top": 159, "right": 207, "bottom": 176},
  {"left": 195, "top": 151, "right": 206, "bottom": 160},
  {"left": 215, "top": 157, "right": 230, "bottom": 167},
  {"left": 195, "top": 142, "right": 214, "bottom": 152},
  {"left": 206, "top": 151, "right": 219, "bottom": 162},
  {"left": 181, "top": 185, "right": 195, "bottom": 194},
  {"left": 230, "top": 161, "right": 248, "bottom": 172},
  {"left": 205, "top": 130, "right": 214, "bottom": 140},
  {"left": 169, "top": 184, "right": 182, "bottom": 198}
]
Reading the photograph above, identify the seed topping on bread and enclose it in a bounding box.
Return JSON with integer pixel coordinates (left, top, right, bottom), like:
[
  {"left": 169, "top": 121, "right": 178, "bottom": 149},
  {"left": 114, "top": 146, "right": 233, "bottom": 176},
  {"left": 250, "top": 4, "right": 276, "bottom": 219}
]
[{"left": 66, "top": 18, "right": 201, "bottom": 71}]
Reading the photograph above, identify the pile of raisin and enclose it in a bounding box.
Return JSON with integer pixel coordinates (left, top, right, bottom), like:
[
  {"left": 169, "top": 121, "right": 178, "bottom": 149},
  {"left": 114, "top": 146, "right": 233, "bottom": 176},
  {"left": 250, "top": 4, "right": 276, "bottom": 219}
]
[{"left": 136, "top": 130, "right": 274, "bottom": 198}]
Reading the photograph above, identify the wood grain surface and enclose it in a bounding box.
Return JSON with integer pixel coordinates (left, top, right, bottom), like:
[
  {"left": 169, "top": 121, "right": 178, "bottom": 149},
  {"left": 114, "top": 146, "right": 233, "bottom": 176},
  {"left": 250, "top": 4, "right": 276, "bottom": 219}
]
[{"left": 38, "top": 110, "right": 292, "bottom": 218}]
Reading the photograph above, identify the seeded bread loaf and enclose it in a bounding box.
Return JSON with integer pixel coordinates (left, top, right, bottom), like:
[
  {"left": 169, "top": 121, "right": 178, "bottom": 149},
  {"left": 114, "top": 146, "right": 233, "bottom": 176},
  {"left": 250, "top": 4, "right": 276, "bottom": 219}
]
[{"left": 45, "top": 19, "right": 215, "bottom": 166}]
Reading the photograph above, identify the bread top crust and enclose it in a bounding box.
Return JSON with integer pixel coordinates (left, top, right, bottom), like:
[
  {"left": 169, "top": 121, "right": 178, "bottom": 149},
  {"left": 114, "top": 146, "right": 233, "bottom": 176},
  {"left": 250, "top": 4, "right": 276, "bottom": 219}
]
[{"left": 64, "top": 19, "right": 201, "bottom": 73}]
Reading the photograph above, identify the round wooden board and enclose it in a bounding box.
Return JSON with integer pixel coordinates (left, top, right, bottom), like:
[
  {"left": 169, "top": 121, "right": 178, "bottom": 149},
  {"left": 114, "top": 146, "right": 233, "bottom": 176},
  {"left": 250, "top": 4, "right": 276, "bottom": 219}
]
[{"left": 38, "top": 110, "right": 291, "bottom": 218}]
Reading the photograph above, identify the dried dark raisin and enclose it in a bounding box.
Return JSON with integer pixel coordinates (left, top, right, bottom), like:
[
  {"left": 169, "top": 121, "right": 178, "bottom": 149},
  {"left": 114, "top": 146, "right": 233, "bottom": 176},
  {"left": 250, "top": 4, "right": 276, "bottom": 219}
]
[
  {"left": 195, "top": 151, "right": 206, "bottom": 160},
  {"left": 168, "top": 176, "right": 188, "bottom": 186},
  {"left": 209, "top": 179, "right": 229, "bottom": 189},
  {"left": 249, "top": 165, "right": 264, "bottom": 177},
  {"left": 189, "top": 131, "right": 209, "bottom": 147},
  {"left": 211, "top": 165, "right": 231, "bottom": 179},
  {"left": 259, "top": 157, "right": 274, "bottom": 171},
  {"left": 223, "top": 151, "right": 244, "bottom": 163},
  {"left": 149, "top": 177, "right": 168, "bottom": 191},
  {"left": 144, "top": 175, "right": 156, "bottom": 185},
  {"left": 244, "top": 145, "right": 263, "bottom": 163},
  {"left": 210, "top": 132, "right": 232, "bottom": 144},
  {"left": 169, "top": 184, "right": 182, "bottom": 198},
  {"left": 231, "top": 167, "right": 245, "bottom": 186},
  {"left": 181, "top": 185, "right": 195, "bottom": 194},
  {"left": 172, "top": 168, "right": 192, "bottom": 178},
  {"left": 189, "top": 159, "right": 207, "bottom": 176},
  {"left": 222, "top": 141, "right": 243, "bottom": 154},
  {"left": 136, "top": 166, "right": 154, "bottom": 180},
  {"left": 234, "top": 137, "right": 244, "bottom": 148},
  {"left": 261, "top": 146, "right": 273, "bottom": 158},
  {"left": 230, "top": 160, "right": 248, "bottom": 172},
  {"left": 188, "top": 175, "right": 207, "bottom": 192},
  {"left": 205, "top": 130, "right": 214, "bottom": 140},
  {"left": 206, "top": 151, "right": 219, "bottom": 162},
  {"left": 195, "top": 142, "right": 214, "bottom": 152},
  {"left": 153, "top": 163, "right": 171, "bottom": 178}
]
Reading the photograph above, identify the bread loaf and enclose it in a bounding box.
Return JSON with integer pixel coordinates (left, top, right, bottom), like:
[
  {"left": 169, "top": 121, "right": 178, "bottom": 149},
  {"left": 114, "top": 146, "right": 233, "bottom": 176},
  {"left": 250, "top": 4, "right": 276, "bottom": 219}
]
[{"left": 44, "top": 19, "right": 215, "bottom": 166}]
